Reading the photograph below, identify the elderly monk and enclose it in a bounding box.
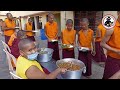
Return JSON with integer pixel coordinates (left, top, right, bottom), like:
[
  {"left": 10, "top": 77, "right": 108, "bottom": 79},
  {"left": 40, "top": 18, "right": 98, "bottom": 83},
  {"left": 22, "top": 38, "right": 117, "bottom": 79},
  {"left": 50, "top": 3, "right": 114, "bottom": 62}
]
[
  {"left": 61, "top": 19, "right": 76, "bottom": 59},
  {"left": 24, "top": 18, "right": 35, "bottom": 41},
  {"left": 100, "top": 11, "right": 120, "bottom": 79},
  {"left": 93, "top": 18, "right": 106, "bottom": 63},
  {"left": 16, "top": 38, "right": 67, "bottom": 79},
  {"left": 44, "top": 13, "right": 60, "bottom": 60},
  {"left": 2, "top": 13, "right": 19, "bottom": 44},
  {"left": 78, "top": 18, "right": 96, "bottom": 77}
]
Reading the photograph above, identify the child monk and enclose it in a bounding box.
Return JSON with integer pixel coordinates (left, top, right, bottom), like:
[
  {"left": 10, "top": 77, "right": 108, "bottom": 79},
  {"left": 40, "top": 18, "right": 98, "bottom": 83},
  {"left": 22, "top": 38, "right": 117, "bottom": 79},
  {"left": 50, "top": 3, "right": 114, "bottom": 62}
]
[
  {"left": 78, "top": 18, "right": 96, "bottom": 77},
  {"left": 8, "top": 30, "right": 26, "bottom": 69},
  {"left": 44, "top": 13, "right": 60, "bottom": 60},
  {"left": 94, "top": 18, "right": 106, "bottom": 63},
  {"left": 61, "top": 19, "right": 76, "bottom": 58}
]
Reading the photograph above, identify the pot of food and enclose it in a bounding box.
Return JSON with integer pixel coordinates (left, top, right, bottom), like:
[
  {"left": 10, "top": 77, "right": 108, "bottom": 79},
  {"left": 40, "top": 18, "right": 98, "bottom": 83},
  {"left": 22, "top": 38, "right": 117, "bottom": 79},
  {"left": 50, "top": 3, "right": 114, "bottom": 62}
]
[
  {"left": 56, "top": 58, "right": 86, "bottom": 79},
  {"left": 37, "top": 48, "right": 54, "bottom": 62}
]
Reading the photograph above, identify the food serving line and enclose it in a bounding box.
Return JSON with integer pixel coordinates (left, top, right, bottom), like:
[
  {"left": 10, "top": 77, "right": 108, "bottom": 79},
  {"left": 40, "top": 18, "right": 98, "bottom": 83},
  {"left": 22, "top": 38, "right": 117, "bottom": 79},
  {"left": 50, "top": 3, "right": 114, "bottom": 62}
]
[{"left": 16, "top": 28, "right": 88, "bottom": 79}]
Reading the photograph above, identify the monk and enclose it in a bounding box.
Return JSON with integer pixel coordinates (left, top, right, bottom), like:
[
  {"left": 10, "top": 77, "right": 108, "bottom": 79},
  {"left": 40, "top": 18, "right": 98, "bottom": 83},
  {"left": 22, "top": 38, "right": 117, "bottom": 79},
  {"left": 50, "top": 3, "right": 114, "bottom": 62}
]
[
  {"left": 100, "top": 11, "right": 120, "bottom": 79},
  {"left": 2, "top": 13, "right": 19, "bottom": 44},
  {"left": 8, "top": 30, "right": 26, "bottom": 69},
  {"left": 78, "top": 18, "right": 96, "bottom": 77},
  {"left": 61, "top": 19, "right": 76, "bottom": 59},
  {"left": 8, "top": 30, "right": 26, "bottom": 58},
  {"left": 16, "top": 38, "right": 67, "bottom": 79},
  {"left": 94, "top": 18, "right": 106, "bottom": 63},
  {"left": 44, "top": 13, "right": 60, "bottom": 60},
  {"left": 24, "top": 18, "right": 35, "bottom": 41}
]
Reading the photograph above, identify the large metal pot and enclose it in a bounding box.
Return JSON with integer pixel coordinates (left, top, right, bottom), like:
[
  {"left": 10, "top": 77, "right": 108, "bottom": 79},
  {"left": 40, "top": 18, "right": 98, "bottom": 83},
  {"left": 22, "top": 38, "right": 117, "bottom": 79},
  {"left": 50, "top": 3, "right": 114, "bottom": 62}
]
[
  {"left": 56, "top": 58, "right": 86, "bottom": 79},
  {"left": 37, "top": 48, "right": 54, "bottom": 62}
]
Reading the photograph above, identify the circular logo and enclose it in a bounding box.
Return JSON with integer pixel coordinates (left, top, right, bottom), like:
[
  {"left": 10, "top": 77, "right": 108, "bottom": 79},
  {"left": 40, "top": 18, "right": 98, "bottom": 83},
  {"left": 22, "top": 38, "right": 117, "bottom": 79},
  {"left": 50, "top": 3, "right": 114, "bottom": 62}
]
[{"left": 102, "top": 14, "right": 116, "bottom": 29}]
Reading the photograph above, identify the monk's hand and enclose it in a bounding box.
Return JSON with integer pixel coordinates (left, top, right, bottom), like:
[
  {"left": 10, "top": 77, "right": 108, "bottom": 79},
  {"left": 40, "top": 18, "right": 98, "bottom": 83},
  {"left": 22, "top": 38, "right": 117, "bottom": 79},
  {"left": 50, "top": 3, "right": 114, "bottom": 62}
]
[
  {"left": 60, "top": 68, "right": 68, "bottom": 74},
  {"left": 48, "top": 39, "right": 51, "bottom": 42},
  {"left": 91, "top": 50, "right": 96, "bottom": 56}
]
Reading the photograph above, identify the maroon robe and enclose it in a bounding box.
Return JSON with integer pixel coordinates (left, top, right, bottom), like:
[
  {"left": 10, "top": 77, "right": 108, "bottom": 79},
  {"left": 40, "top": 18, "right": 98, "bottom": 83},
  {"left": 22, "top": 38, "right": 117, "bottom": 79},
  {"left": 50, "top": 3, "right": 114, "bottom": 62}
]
[
  {"left": 62, "top": 49, "right": 75, "bottom": 59},
  {"left": 103, "top": 56, "right": 120, "bottom": 79},
  {"left": 48, "top": 42, "right": 60, "bottom": 60},
  {"left": 5, "top": 35, "right": 10, "bottom": 44},
  {"left": 78, "top": 51, "right": 92, "bottom": 76},
  {"left": 93, "top": 42, "right": 106, "bottom": 62},
  {"left": 10, "top": 38, "right": 20, "bottom": 58}
]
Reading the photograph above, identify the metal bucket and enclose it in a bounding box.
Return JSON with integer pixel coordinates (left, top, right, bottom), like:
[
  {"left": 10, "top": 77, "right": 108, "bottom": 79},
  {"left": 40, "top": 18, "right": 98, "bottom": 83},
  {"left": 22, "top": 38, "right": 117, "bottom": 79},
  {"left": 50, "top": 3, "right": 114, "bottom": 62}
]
[
  {"left": 56, "top": 58, "right": 86, "bottom": 79},
  {"left": 37, "top": 48, "right": 53, "bottom": 62}
]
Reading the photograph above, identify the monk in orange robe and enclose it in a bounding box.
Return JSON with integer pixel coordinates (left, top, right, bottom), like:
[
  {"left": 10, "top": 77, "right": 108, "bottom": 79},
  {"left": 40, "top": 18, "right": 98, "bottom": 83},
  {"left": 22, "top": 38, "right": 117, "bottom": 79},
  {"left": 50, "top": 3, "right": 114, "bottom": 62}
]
[
  {"left": 61, "top": 19, "right": 76, "bottom": 59},
  {"left": 94, "top": 18, "right": 106, "bottom": 63},
  {"left": 44, "top": 13, "right": 60, "bottom": 60},
  {"left": 78, "top": 18, "right": 96, "bottom": 76},
  {"left": 101, "top": 11, "right": 120, "bottom": 79},
  {"left": 8, "top": 30, "right": 26, "bottom": 69},
  {"left": 2, "top": 13, "right": 19, "bottom": 44},
  {"left": 24, "top": 18, "right": 35, "bottom": 41}
]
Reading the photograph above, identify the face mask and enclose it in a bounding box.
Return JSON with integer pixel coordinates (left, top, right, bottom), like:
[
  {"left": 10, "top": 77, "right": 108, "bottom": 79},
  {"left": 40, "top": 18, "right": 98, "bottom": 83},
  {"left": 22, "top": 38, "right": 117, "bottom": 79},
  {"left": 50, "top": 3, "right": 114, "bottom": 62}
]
[{"left": 27, "top": 52, "right": 39, "bottom": 61}]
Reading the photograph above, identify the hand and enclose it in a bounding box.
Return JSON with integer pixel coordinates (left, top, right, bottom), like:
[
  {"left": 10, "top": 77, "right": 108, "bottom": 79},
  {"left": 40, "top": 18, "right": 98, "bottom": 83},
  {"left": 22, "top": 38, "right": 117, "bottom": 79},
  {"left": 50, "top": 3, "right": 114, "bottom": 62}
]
[
  {"left": 48, "top": 39, "right": 51, "bottom": 42},
  {"left": 60, "top": 68, "right": 68, "bottom": 74},
  {"left": 91, "top": 50, "right": 96, "bottom": 56}
]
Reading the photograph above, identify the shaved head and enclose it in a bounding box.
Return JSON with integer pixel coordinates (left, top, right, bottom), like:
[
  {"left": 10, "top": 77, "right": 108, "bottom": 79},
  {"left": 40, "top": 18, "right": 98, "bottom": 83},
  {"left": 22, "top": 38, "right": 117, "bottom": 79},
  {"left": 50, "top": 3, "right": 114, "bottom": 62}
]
[
  {"left": 80, "top": 18, "right": 89, "bottom": 30},
  {"left": 48, "top": 13, "right": 54, "bottom": 18},
  {"left": 48, "top": 13, "right": 54, "bottom": 23},
  {"left": 66, "top": 19, "right": 73, "bottom": 25},
  {"left": 17, "top": 30, "right": 26, "bottom": 39},
  {"left": 81, "top": 18, "right": 89, "bottom": 24},
  {"left": 18, "top": 38, "right": 34, "bottom": 51}
]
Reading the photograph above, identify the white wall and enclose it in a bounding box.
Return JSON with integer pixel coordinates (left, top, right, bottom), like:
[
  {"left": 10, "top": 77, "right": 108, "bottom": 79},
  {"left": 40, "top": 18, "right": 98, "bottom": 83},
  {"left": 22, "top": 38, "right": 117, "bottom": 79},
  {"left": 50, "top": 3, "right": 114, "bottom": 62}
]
[
  {"left": 103, "top": 11, "right": 117, "bottom": 19},
  {"left": 0, "top": 15, "right": 6, "bottom": 20},
  {"left": 10, "top": 11, "right": 46, "bottom": 17},
  {"left": 60, "top": 11, "right": 74, "bottom": 31}
]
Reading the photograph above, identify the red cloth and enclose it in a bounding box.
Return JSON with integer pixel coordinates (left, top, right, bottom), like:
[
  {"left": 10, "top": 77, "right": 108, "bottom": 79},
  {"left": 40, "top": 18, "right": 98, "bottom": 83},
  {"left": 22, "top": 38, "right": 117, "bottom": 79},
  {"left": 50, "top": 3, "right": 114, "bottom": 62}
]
[
  {"left": 62, "top": 49, "right": 75, "bottom": 59},
  {"left": 93, "top": 42, "right": 106, "bottom": 62},
  {"left": 103, "top": 56, "right": 120, "bottom": 79},
  {"left": 10, "top": 38, "right": 20, "bottom": 58},
  {"left": 48, "top": 42, "right": 60, "bottom": 60},
  {"left": 78, "top": 51, "right": 92, "bottom": 76},
  {"left": 4, "top": 35, "right": 10, "bottom": 44},
  {"left": 43, "top": 68, "right": 50, "bottom": 74}
]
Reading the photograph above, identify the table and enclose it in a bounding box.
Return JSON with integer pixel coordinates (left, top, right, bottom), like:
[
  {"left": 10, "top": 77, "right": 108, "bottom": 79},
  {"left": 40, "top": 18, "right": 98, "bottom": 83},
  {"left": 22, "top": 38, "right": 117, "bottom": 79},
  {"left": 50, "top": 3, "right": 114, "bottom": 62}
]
[{"left": 37, "top": 59, "right": 63, "bottom": 79}]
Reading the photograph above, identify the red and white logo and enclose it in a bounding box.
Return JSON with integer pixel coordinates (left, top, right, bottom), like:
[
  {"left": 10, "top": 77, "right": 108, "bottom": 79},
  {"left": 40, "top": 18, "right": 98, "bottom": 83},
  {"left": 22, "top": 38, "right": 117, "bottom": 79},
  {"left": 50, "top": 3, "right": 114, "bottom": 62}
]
[{"left": 102, "top": 14, "right": 116, "bottom": 29}]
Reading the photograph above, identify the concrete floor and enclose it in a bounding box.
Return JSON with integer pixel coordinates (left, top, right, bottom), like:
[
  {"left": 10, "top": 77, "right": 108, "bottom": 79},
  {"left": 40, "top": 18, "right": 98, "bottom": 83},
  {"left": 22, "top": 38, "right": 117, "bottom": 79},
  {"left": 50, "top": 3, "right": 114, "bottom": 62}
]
[{"left": 0, "top": 34, "right": 105, "bottom": 79}]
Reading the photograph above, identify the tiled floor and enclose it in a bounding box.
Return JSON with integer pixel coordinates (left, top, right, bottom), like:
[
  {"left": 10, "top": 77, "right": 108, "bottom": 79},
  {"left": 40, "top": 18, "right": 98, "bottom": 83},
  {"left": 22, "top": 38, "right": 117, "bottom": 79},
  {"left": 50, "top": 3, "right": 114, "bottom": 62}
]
[{"left": 0, "top": 35, "right": 104, "bottom": 79}]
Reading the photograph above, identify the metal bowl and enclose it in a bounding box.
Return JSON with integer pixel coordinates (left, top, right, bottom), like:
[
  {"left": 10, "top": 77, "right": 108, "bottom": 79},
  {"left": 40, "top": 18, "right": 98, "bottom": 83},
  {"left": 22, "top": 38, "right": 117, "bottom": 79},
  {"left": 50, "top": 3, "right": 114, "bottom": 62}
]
[
  {"left": 56, "top": 58, "right": 86, "bottom": 79},
  {"left": 37, "top": 48, "right": 54, "bottom": 62}
]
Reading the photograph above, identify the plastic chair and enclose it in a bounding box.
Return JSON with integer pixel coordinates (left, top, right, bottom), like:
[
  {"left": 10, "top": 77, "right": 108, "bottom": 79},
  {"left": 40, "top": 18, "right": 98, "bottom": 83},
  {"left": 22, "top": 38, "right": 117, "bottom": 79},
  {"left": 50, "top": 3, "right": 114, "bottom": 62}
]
[
  {"left": 3, "top": 49, "right": 16, "bottom": 72},
  {"left": 1, "top": 40, "right": 11, "bottom": 53},
  {"left": 9, "top": 71, "right": 22, "bottom": 79}
]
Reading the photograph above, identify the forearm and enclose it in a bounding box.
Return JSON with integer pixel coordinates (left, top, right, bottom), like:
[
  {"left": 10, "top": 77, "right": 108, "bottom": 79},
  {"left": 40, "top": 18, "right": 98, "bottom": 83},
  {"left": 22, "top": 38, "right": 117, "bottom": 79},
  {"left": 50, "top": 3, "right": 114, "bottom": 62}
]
[
  {"left": 100, "top": 41, "right": 118, "bottom": 53},
  {"left": 45, "top": 68, "right": 61, "bottom": 79},
  {"left": 45, "top": 33, "right": 50, "bottom": 40},
  {"left": 2, "top": 27, "right": 15, "bottom": 31}
]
